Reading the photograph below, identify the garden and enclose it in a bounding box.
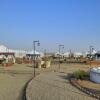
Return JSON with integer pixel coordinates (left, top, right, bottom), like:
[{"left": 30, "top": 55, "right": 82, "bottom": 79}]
[{"left": 69, "top": 70, "right": 100, "bottom": 99}]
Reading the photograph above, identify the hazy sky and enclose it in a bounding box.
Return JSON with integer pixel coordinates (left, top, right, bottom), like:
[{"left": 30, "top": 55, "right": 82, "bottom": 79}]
[{"left": 0, "top": 0, "right": 100, "bottom": 52}]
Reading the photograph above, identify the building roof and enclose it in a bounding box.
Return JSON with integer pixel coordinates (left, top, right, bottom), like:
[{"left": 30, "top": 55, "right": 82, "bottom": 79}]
[
  {"left": 26, "top": 50, "right": 40, "bottom": 55},
  {"left": 0, "top": 45, "right": 8, "bottom": 52}
]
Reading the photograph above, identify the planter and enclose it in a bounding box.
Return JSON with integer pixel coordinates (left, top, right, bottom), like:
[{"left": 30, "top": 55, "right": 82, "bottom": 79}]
[
  {"left": 36, "top": 62, "right": 41, "bottom": 68},
  {"left": 90, "top": 67, "right": 100, "bottom": 83},
  {"left": 45, "top": 61, "right": 51, "bottom": 68}
]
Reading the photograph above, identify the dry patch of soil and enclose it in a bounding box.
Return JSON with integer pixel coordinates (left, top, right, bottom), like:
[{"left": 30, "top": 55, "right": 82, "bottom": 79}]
[{"left": 77, "top": 79, "right": 100, "bottom": 91}]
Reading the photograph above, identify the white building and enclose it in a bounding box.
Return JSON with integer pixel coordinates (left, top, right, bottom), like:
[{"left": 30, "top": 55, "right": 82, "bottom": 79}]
[
  {"left": 55, "top": 52, "right": 64, "bottom": 58},
  {"left": 0, "top": 45, "right": 8, "bottom": 52},
  {"left": 0, "top": 45, "right": 27, "bottom": 58},
  {"left": 63, "top": 52, "right": 70, "bottom": 58},
  {"left": 0, "top": 45, "right": 43, "bottom": 58},
  {"left": 13, "top": 50, "right": 27, "bottom": 58},
  {"left": 74, "top": 52, "right": 83, "bottom": 58}
]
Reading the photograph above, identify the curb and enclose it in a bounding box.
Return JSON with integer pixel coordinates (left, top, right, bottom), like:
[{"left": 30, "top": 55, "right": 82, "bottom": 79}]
[
  {"left": 25, "top": 73, "right": 40, "bottom": 100},
  {"left": 22, "top": 77, "right": 34, "bottom": 100},
  {"left": 69, "top": 78, "right": 100, "bottom": 100}
]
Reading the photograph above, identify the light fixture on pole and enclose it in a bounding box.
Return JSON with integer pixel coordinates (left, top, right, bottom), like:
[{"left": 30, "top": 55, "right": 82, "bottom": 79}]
[
  {"left": 33, "top": 40, "right": 40, "bottom": 77},
  {"left": 89, "top": 45, "right": 93, "bottom": 67},
  {"left": 58, "top": 44, "right": 64, "bottom": 70}
]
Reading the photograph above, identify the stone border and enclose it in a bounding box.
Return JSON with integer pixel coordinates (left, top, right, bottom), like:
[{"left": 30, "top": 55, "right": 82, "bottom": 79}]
[
  {"left": 69, "top": 78, "right": 100, "bottom": 99},
  {"left": 25, "top": 73, "right": 40, "bottom": 100},
  {"left": 22, "top": 77, "right": 34, "bottom": 100}
]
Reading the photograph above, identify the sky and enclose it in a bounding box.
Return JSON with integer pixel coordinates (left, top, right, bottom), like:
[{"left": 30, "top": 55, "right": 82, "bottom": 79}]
[{"left": 0, "top": 0, "right": 100, "bottom": 52}]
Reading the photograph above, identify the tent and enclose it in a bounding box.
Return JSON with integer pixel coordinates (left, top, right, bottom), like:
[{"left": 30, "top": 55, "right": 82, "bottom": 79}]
[
  {"left": 26, "top": 50, "right": 40, "bottom": 55},
  {"left": 0, "top": 45, "right": 8, "bottom": 52},
  {"left": 74, "top": 52, "right": 83, "bottom": 58},
  {"left": 63, "top": 52, "right": 70, "bottom": 58}
]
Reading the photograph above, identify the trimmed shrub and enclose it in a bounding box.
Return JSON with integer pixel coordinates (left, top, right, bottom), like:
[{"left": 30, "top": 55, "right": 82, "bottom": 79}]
[
  {"left": 15, "top": 58, "right": 23, "bottom": 64},
  {"left": 72, "top": 70, "right": 89, "bottom": 79}
]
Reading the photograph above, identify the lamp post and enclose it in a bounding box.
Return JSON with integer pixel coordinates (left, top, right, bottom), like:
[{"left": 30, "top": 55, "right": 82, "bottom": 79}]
[
  {"left": 89, "top": 46, "right": 93, "bottom": 67},
  {"left": 44, "top": 49, "right": 47, "bottom": 68},
  {"left": 58, "top": 45, "right": 64, "bottom": 70},
  {"left": 33, "top": 40, "right": 40, "bottom": 77}
]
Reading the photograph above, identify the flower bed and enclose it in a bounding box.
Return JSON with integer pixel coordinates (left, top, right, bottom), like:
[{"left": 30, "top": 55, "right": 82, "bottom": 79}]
[{"left": 69, "top": 70, "right": 100, "bottom": 99}]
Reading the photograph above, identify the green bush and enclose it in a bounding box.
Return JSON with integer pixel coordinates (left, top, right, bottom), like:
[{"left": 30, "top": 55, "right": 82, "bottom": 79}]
[{"left": 72, "top": 70, "right": 89, "bottom": 79}]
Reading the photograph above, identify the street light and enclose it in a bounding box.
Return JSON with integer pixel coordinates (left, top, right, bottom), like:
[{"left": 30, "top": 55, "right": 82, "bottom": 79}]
[
  {"left": 58, "top": 44, "right": 64, "bottom": 70},
  {"left": 44, "top": 49, "right": 47, "bottom": 68},
  {"left": 89, "top": 46, "right": 93, "bottom": 67},
  {"left": 33, "top": 40, "right": 40, "bottom": 77}
]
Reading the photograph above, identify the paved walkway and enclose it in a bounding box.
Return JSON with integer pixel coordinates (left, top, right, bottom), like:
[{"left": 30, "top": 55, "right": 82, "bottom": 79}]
[
  {"left": 0, "top": 64, "right": 34, "bottom": 100},
  {"left": 26, "top": 72, "right": 97, "bottom": 100},
  {"left": 0, "top": 63, "right": 55, "bottom": 100}
]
